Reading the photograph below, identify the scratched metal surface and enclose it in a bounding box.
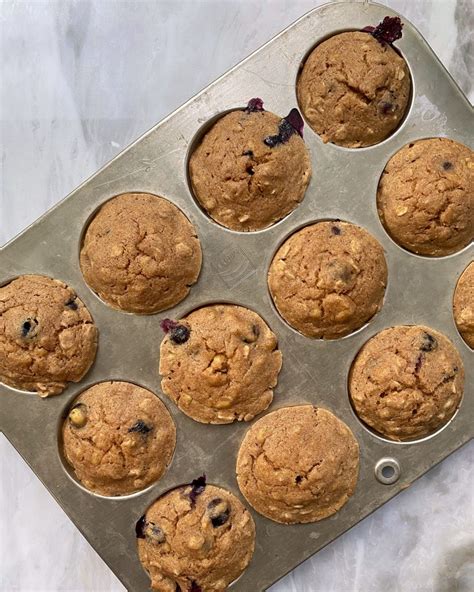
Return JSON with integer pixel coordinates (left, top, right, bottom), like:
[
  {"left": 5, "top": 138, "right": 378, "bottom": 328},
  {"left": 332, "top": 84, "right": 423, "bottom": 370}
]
[{"left": 0, "top": 2, "right": 472, "bottom": 591}]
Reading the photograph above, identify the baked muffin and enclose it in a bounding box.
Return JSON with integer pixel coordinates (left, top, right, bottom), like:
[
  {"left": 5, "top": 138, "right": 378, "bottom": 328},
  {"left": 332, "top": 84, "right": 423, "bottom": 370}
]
[
  {"left": 268, "top": 221, "right": 387, "bottom": 338},
  {"left": 62, "top": 381, "right": 176, "bottom": 496},
  {"left": 137, "top": 478, "right": 255, "bottom": 591},
  {"left": 349, "top": 325, "right": 464, "bottom": 441},
  {"left": 236, "top": 405, "right": 359, "bottom": 524},
  {"left": 377, "top": 138, "right": 474, "bottom": 256},
  {"left": 297, "top": 27, "right": 410, "bottom": 147},
  {"left": 159, "top": 305, "right": 282, "bottom": 424},
  {"left": 0, "top": 275, "right": 97, "bottom": 396},
  {"left": 453, "top": 262, "right": 474, "bottom": 348},
  {"left": 80, "top": 193, "right": 202, "bottom": 313},
  {"left": 188, "top": 99, "right": 311, "bottom": 231}
]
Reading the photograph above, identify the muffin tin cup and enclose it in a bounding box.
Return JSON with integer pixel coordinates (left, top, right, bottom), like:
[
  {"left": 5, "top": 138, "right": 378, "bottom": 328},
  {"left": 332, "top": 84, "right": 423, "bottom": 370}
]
[{"left": 1, "top": 3, "right": 472, "bottom": 591}]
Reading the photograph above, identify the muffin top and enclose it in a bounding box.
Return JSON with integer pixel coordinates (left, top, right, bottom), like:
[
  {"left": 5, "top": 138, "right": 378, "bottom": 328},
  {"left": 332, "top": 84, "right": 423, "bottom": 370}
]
[
  {"left": 0, "top": 275, "right": 97, "bottom": 396},
  {"left": 137, "top": 480, "right": 255, "bottom": 592},
  {"left": 62, "top": 381, "right": 176, "bottom": 496},
  {"left": 80, "top": 193, "right": 202, "bottom": 313},
  {"left": 297, "top": 30, "right": 410, "bottom": 147},
  {"left": 349, "top": 325, "right": 464, "bottom": 440},
  {"left": 236, "top": 405, "right": 359, "bottom": 524},
  {"left": 189, "top": 102, "right": 311, "bottom": 231},
  {"left": 453, "top": 262, "right": 474, "bottom": 348},
  {"left": 159, "top": 305, "right": 282, "bottom": 424},
  {"left": 268, "top": 221, "right": 387, "bottom": 338},
  {"left": 377, "top": 138, "right": 473, "bottom": 256}
]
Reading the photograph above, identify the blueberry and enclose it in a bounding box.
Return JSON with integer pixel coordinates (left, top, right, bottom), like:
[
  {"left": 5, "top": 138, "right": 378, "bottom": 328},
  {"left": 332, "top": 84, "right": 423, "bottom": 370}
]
[
  {"left": 170, "top": 324, "right": 190, "bottom": 344},
  {"left": 65, "top": 298, "right": 78, "bottom": 310},
  {"left": 21, "top": 317, "right": 38, "bottom": 338},
  {"left": 144, "top": 522, "right": 166, "bottom": 545},
  {"left": 136, "top": 516, "right": 165, "bottom": 544},
  {"left": 246, "top": 164, "right": 255, "bottom": 175},
  {"left": 243, "top": 323, "right": 260, "bottom": 343},
  {"left": 295, "top": 475, "right": 303, "bottom": 484},
  {"left": 442, "top": 161, "right": 453, "bottom": 171},
  {"left": 160, "top": 319, "right": 190, "bottom": 344},
  {"left": 363, "top": 16, "right": 403, "bottom": 45},
  {"left": 188, "top": 475, "right": 206, "bottom": 507},
  {"left": 420, "top": 333, "right": 437, "bottom": 352},
  {"left": 243, "top": 150, "right": 254, "bottom": 158},
  {"left": 128, "top": 420, "right": 152, "bottom": 434},
  {"left": 331, "top": 226, "right": 341, "bottom": 235},
  {"left": 245, "top": 98, "right": 264, "bottom": 113},
  {"left": 207, "top": 498, "right": 230, "bottom": 527},
  {"left": 379, "top": 101, "right": 395, "bottom": 114}
]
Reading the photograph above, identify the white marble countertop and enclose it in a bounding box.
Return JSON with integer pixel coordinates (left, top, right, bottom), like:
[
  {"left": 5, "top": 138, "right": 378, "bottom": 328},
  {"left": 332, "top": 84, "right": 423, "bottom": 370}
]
[{"left": 0, "top": 1, "right": 472, "bottom": 591}]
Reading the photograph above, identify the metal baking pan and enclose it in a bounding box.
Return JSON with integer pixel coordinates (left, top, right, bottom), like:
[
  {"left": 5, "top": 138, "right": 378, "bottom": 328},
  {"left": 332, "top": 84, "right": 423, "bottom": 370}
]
[{"left": 1, "top": 2, "right": 472, "bottom": 590}]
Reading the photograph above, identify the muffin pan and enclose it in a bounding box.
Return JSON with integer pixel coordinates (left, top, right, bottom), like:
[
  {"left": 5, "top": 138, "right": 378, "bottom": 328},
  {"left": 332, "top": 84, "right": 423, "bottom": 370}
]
[{"left": 0, "top": 2, "right": 472, "bottom": 591}]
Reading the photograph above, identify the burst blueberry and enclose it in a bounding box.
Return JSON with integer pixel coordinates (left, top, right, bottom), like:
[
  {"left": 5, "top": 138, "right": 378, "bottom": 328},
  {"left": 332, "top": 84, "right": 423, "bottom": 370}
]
[
  {"left": 128, "top": 420, "right": 152, "bottom": 434},
  {"left": 245, "top": 98, "right": 264, "bottom": 113},
  {"left": 188, "top": 474, "right": 206, "bottom": 507},
  {"left": 264, "top": 108, "right": 304, "bottom": 147},
  {"left": 207, "top": 498, "right": 230, "bottom": 527},
  {"left": 21, "top": 317, "right": 38, "bottom": 338},
  {"left": 362, "top": 16, "right": 403, "bottom": 45},
  {"left": 135, "top": 515, "right": 147, "bottom": 539},
  {"left": 420, "top": 333, "right": 437, "bottom": 352},
  {"left": 65, "top": 298, "right": 78, "bottom": 310}
]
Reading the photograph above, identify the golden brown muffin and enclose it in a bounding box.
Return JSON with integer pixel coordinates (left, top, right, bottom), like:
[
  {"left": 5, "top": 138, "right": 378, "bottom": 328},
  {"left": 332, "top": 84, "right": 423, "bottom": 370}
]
[
  {"left": 268, "top": 221, "right": 387, "bottom": 338},
  {"left": 80, "top": 193, "right": 202, "bottom": 313},
  {"left": 349, "top": 325, "right": 464, "bottom": 440},
  {"left": 62, "top": 381, "right": 176, "bottom": 496},
  {"left": 159, "top": 305, "right": 282, "bottom": 424},
  {"left": 236, "top": 405, "right": 359, "bottom": 524},
  {"left": 453, "top": 262, "right": 474, "bottom": 348},
  {"left": 377, "top": 138, "right": 473, "bottom": 256},
  {"left": 137, "top": 479, "right": 255, "bottom": 591},
  {"left": 189, "top": 103, "right": 311, "bottom": 231},
  {"left": 0, "top": 275, "right": 97, "bottom": 396},
  {"left": 297, "top": 31, "right": 410, "bottom": 147}
]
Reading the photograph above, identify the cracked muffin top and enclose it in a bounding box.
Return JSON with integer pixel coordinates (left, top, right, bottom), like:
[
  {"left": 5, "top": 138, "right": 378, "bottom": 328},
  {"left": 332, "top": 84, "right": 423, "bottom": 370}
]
[
  {"left": 349, "top": 325, "right": 464, "bottom": 441},
  {"left": 453, "top": 262, "right": 474, "bottom": 348},
  {"left": 0, "top": 275, "right": 97, "bottom": 396},
  {"left": 268, "top": 221, "right": 387, "bottom": 339},
  {"left": 137, "top": 478, "right": 255, "bottom": 592},
  {"left": 377, "top": 138, "right": 474, "bottom": 256},
  {"left": 188, "top": 101, "right": 311, "bottom": 231},
  {"left": 159, "top": 305, "right": 282, "bottom": 424},
  {"left": 297, "top": 30, "right": 410, "bottom": 147},
  {"left": 236, "top": 405, "right": 359, "bottom": 524},
  {"left": 62, "top": 381, "right": 176, "bottom": 496},
  {"left": 80, "top": 192, "right": 202, "bottom": 314}
]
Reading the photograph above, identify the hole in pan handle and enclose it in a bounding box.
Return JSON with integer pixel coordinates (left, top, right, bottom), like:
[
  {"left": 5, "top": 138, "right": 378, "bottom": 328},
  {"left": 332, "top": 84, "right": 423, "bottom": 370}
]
[{"left": 375, "top": 457, "right": 401, "bottom": 485}]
